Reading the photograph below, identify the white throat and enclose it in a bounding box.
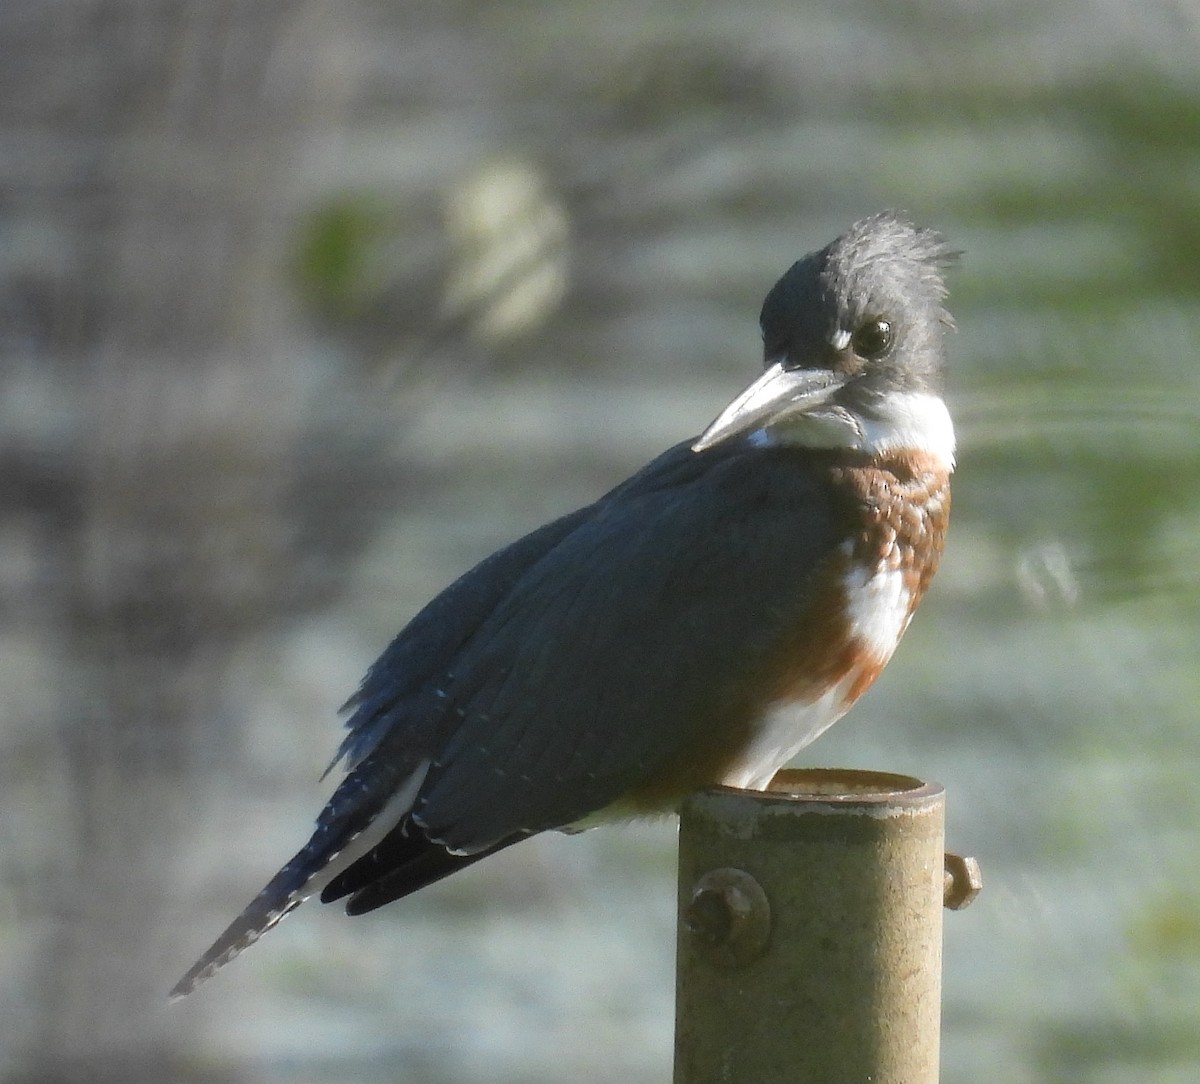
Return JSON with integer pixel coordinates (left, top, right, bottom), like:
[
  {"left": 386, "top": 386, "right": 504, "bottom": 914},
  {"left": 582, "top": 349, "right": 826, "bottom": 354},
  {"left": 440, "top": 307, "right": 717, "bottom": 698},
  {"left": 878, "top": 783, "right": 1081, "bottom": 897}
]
[
  {"left": 857, "top": 391, "right": 956, "bottom": 470},
  {"left": 765, "top": 390, "right": 955, "bottom": 472}
]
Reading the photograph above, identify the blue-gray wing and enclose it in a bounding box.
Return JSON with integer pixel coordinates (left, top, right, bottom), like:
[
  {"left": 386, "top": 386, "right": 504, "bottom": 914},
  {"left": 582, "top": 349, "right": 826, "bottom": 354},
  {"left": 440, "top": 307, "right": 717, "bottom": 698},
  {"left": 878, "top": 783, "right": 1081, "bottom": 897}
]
[
  {"left": 330, "top": 500, "right": 601, "bottom": 774},
  {"left": 412, "top": 440, "right": 840, "bottom": 852}
]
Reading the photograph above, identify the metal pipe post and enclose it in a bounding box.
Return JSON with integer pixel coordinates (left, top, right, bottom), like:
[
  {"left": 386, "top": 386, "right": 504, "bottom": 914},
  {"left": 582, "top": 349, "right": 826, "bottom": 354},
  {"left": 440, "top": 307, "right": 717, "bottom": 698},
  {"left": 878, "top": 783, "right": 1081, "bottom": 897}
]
[{"left": 674, "top": 768, "right": 946, "bottom": 1084}]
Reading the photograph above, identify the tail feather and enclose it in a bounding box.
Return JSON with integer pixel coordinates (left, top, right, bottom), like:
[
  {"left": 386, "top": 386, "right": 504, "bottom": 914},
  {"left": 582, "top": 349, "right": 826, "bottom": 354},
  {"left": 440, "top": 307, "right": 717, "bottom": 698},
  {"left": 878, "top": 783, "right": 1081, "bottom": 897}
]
[
  {"left": 169, "top": 849, "right": 317, "bottom": 999},
  {"left": 171, "top": 758, "right": 429, "bottom": 998},
  {"left": 318, "top": 820, "right": 432, "bottom": 903},
  {"left": 320, "top": 822, "right": 521, "bottom": 915}
]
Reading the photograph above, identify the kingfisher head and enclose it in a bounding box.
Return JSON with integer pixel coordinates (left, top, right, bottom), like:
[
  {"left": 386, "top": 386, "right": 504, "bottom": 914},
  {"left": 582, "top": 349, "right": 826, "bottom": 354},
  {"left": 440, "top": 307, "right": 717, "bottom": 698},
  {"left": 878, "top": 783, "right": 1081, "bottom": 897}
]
[{"left": 693, "top": 212, "right": 957, "bottom": 468}]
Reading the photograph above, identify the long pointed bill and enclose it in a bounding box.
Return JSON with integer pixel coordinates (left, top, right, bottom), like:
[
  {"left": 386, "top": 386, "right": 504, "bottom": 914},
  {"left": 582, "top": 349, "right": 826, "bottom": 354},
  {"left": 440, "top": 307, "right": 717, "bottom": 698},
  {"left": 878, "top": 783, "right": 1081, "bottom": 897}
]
[{"left": 691, "top": 362, "right": 847, "bottom": 452}]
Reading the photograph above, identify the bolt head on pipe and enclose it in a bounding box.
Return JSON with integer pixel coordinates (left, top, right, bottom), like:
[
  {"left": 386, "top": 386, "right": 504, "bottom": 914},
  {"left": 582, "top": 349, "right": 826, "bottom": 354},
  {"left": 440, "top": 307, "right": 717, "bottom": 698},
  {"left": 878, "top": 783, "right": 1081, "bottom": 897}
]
[
  {"left": 943, "top": 852, "right": 983, "bottom": 910},
  {"left": 683, "top": 867, "right": 771, "bottom": 967}
]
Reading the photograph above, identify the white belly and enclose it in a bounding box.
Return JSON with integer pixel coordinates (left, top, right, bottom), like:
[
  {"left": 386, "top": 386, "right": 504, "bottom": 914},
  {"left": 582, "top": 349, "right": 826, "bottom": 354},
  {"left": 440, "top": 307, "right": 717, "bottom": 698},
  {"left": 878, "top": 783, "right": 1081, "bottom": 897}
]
[
  {"left": 722, "top": 565, "right": 913, "bottom": 791},
  {"left": 721, "top": 674, "right": 857, "bottom": 789}
]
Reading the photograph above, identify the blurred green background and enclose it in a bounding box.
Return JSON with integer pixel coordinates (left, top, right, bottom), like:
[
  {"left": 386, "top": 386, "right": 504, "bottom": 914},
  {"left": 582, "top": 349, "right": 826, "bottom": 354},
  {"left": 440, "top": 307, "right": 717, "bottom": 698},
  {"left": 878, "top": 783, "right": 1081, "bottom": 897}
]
[{"left": 2, "top": 2, "right": 1199, "bottom": 1082}]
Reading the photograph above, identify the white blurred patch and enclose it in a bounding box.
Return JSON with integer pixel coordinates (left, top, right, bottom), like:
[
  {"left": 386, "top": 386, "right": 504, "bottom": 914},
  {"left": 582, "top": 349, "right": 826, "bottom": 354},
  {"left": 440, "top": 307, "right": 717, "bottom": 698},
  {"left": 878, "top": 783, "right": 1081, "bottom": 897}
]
[
  {"left": 442, "top": 158, "right": 570, "bottom": 341},
  {"left": 1017, "top": 541, "right": 1080, "bottom": 610}
]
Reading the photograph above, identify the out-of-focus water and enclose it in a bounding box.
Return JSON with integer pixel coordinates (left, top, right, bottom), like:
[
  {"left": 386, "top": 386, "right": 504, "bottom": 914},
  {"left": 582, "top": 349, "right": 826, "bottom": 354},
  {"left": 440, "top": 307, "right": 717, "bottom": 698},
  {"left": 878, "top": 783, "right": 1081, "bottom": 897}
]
[{"left": 3, "top": 1, "right": 1200, "bottom": 1081}]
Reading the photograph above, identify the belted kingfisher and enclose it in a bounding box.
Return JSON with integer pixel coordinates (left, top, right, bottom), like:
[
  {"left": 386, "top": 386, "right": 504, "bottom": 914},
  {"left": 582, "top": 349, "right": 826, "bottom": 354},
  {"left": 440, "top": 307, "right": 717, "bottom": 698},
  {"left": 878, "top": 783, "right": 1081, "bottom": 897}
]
[{"left": 172, "top": 211, "right": 956, "bottom": 997}]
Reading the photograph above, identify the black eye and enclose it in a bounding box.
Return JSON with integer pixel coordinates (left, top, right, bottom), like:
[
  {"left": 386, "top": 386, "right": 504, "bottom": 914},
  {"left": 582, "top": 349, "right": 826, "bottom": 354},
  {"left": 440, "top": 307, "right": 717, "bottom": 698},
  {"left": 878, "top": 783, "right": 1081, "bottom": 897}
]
[{"left": 851, "top": 318, "right": 893, "bottom": 359}]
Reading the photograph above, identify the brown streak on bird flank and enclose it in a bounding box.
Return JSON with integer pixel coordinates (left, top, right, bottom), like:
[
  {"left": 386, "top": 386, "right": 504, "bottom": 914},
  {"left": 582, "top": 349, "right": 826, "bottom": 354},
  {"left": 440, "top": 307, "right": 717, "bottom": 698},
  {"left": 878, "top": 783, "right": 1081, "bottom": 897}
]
[
  {"left": 842, "top": 653, "right": 887, "bottom": 706},
  {"left": 760, "top": 555, "right": 861, "bottom": 706},
  {"left": 764, "top": 452, "right": 950, "bottom": 713}
]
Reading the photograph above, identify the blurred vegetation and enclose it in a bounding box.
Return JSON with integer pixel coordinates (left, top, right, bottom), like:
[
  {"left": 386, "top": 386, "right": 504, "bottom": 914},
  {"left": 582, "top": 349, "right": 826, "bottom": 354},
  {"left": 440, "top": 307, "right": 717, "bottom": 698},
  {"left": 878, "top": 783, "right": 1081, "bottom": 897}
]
[{"left": 293, "top": 196, "right": 402, "bottom": 323}]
